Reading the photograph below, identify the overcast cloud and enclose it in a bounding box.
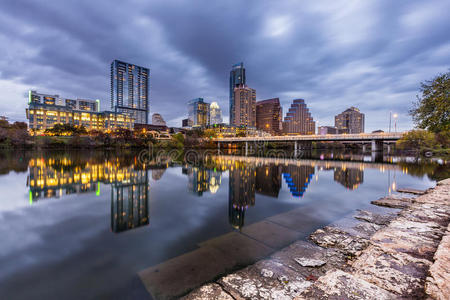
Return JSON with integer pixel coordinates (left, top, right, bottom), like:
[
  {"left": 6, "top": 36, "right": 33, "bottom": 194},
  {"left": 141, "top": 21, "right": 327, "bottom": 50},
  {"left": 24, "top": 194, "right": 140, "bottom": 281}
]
[{"left": 0, "top": 0, "right": 449, "bottom": 131}]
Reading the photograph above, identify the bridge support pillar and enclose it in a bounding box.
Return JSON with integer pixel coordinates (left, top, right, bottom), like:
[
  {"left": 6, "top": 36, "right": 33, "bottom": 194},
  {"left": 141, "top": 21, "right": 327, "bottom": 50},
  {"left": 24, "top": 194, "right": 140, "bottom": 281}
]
[
  {"left": 362, "top": 144, "right": 366, "bottom": 152},
  {"left": 245, "top": 142, "right": 248, "bottom": 156},
  {"left": 371, "top": 140, "right": 384, "bottom": 152}
]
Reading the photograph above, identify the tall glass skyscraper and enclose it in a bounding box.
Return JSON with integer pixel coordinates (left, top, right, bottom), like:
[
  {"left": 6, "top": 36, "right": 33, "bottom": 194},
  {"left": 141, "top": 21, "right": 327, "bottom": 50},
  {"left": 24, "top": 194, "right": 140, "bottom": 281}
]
[
  {"left": 111, "top": 60, "right": 150, "bottom": 124},
  {"left": 229, "top": 62, "right": 246, "bottom": 125},
  {"left": 188, "top": 98, "right": 210, "bottom": 127}
]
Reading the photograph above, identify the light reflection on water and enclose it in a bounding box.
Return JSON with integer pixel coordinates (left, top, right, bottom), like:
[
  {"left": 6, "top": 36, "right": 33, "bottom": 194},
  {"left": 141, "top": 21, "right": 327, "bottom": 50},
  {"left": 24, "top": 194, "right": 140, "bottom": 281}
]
[{"left": 0, "top": 150, "right": 445, "bottom": 299}]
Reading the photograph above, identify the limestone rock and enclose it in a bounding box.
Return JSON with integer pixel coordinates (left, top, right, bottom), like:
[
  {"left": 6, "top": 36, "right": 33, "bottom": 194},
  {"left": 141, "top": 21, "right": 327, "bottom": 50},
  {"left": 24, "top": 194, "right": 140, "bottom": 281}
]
[
  {"left": 310, "top": 226, "right": 370, "bottom": 257},
  {"left": 296, "top": 270, "right": 396, "bottom": 300},
  {"left": 294, "top": 258, "right": 326, "bottom": 267},
  {"left": 181, "top": 283, "right": 234, "bottom": 300},
  {"left": 371, "top": 197, "right": 412, "bottom": 209},
  {"left": 354, "top": 209, "right": 396, "bottom": 225}
]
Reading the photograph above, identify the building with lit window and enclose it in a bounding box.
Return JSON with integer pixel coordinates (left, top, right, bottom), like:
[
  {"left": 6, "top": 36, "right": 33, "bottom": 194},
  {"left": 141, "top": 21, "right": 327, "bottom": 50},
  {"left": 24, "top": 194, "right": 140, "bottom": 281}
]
[
  {"left": 232, "top": 84, "right": 256, "bottom": 127},
  {"left": 188, "top": 98, "right": 210, "bottom": 127},
  {"left": 229, "top": 62, "right": 246, "bottom": 125},
  {"left": 26, "top": 90, "right": 134, "bottom": 133},
  {"left": 283, "top": 99, "right": 315, "bottom": 135},
  {"left": 111, "top": 60, "right": 150, "bottom": 124},
  {"left": 335, "top": 107, "right": 365, "bottom": 134},
  {"left": 256, "top": 98, "right": 282, "bottom": 136},
  {"left": 209, "top": 102, "right": 223, "bottom": 125},
  {"left": 152, "top": 113, "right": 166, "bottom": 126}
]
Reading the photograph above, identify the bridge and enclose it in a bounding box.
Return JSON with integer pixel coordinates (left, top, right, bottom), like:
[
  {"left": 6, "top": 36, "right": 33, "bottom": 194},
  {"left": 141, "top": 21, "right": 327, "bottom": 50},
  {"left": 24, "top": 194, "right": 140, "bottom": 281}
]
[{"left": 214, "top": 132, "right": 404, "bottom": 153}]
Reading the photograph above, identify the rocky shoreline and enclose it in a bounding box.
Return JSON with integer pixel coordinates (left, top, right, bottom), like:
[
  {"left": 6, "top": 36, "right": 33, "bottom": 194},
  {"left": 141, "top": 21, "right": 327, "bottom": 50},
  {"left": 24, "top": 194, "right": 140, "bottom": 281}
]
[{"left": 182, "top": 178, "right": 450, "bottom": 300}]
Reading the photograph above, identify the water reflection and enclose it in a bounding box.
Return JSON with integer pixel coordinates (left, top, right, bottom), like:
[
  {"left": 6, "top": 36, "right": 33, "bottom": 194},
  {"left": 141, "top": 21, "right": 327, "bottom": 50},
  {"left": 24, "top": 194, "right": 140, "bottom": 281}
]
[{"left": 20, "top": 151, "right": 448, "bottom": 234}]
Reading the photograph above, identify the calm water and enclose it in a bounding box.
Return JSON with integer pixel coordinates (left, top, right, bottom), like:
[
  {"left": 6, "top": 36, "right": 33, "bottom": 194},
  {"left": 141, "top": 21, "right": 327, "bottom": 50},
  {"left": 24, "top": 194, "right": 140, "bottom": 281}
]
[{"left": 0, "top": 150, "right": 445, "bottom": 299}]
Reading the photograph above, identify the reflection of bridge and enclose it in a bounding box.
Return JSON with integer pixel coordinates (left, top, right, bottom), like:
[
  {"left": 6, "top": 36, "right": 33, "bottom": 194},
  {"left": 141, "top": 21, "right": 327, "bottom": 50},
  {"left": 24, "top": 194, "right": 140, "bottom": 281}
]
[
  {"left": 211, "top": 155, "right": 404, "bottom": 171},
  {"left": 215, "top": 132, "right": 404, "bottom": 152}
]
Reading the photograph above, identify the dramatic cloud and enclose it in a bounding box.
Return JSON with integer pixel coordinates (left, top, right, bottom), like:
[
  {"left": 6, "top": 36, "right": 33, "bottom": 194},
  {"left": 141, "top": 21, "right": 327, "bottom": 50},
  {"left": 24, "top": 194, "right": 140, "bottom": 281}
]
[{"left": 0, "top": 0, "right": 449, "bottom": 130}]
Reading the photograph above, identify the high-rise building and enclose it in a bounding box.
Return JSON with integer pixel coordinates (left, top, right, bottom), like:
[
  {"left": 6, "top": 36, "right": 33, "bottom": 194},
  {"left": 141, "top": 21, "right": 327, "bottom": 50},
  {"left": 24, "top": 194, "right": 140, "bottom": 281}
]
[
  {"left": 188, "top": 98, "right": 210, "bottom": 127},
  {"left": 26, "top": 90, "right": 134, "bottom": 132},
  {"left": 229, "top": 62, "right": 246, "bottom": 125},
  {"left": 283, "top": 99, "right": 315, "bottom": 135},
  {"left": 152, "top": 113, "right": 166, "bottom": 126},
  {"left": 209, "top": 102, "right": 223, "bottom": 125},
  {"left": 111, "top": 60, "right": 150, "bottom": 124},
  {"left": 335, "top": 107, "right": 365, "bottom": 134},
  {"left": 256, "top": 98, "right": 282, "bottom": 135},
  {"left": 232, "top": 84, "right": 256, "bottom": 127},
  {"left": 182, "top": 118, "right": 192, "bottom": 128}
]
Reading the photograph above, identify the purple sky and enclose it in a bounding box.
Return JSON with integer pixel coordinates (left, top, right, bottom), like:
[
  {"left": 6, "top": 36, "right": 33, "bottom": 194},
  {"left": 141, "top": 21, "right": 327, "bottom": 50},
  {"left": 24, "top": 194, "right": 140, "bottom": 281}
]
[{"left": 0, "top": 0, "right": 449, "bottom": 131}]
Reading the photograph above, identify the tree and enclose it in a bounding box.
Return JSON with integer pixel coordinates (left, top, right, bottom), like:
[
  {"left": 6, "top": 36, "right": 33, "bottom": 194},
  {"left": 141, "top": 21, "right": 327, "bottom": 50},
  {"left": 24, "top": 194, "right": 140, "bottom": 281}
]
[
  {"left": 410, "top": 71, "right": 450, "bottom": 133},
  {"left": 396, "top": 130, "right": 436, "bottom": 151}
]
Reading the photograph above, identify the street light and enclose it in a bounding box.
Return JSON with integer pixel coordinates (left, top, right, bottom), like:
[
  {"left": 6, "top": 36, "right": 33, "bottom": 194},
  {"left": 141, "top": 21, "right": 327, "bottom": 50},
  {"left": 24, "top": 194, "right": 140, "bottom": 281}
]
[{"left": 393, "top": 113, "right": 398, "bottom": 132}]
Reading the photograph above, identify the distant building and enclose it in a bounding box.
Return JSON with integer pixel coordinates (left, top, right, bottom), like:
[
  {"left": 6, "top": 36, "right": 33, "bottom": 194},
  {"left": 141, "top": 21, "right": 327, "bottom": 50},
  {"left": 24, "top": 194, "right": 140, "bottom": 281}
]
[
  {"left": 229, "top": 62, "right": 246, "bottom": 125},
  {"left": 209, "top": 102, "right": 223, "bottom": 125},
  {"left": 0, "top": 116, "right": 8, "bottom": 121},
  {"left": 256, "top": 98, "right": 282, "bottom": 136},
  {"left": 111, "top": 60, "right": 150, "bottom": 124},
  {"left": 232, "top": 84, "right": 256, "bottom": 127},
  {"left": 26, "top": 90, "right": 133, "bottom": 132},
  {"left": 152, "top": 113, "right": 166, "bottom": 126},
  {"left": 206, "top": 124, "right": 270, "bottom": 137},
  {"left": 318, "top": 126, "right": 338, "bottom": 135},
  {"left": 188, "top": 98, "right": 210, "bottom": 127},
  {"left": 335, "top": 107, "right": 365, "bottom": 134},
  {"left": 283, "top": 99, "right": 315, "bottom": 135},
  {"left": 182, "top": 118, "right": 192, "bottom": 128}
]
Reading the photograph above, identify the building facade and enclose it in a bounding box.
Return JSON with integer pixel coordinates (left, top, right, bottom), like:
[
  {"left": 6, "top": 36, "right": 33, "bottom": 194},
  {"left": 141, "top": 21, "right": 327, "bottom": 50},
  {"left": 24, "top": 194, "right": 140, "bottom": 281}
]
[
  {"left": 335, "top": 107, "right": 365, "bottom": 134},
  {"left": 209, "top": 102, "right": 223, "bottom": 125},
  {"left": 283, "top": 99, "right": 315, "bottom": 135},
  {"left": 26, "top": 91, "right": 133, "bottom": 132},
  {"left": 232, "top": 84, "right": 256, "bottom": 127},
  {"left": 188, "top": 98, "right": 210, "bottom": 127},
  {"left": 152, "top": 113, "right": 166, "bottom": 126},
  {"left": 111, "top": 60, "right": 149, "bottom": 124},
  {"left": 256, "top": 98, "right": 282, "bottom": 136},
  {"left": 229, "top": 62, "right": 246, "bottom": 125}
]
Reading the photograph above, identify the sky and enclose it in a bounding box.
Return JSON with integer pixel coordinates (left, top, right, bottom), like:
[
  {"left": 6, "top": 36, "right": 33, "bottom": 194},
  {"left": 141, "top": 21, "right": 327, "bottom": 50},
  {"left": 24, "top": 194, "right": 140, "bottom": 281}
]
[{"left": 0, "top": 0, "right": 449, "bottom": 131}]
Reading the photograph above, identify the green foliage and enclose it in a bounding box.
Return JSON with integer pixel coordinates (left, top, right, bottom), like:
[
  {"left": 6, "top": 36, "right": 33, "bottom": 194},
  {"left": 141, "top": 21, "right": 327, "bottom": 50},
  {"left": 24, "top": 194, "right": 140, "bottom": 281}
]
[
  {"left": 396, "top": 130, "right": 436, "bottom": 151},
  {"left": 44, "top": 124, "right": 87, "bottom": 136},
  {"left": 410, "top": 71, "right": 450, "bottom": 133}
]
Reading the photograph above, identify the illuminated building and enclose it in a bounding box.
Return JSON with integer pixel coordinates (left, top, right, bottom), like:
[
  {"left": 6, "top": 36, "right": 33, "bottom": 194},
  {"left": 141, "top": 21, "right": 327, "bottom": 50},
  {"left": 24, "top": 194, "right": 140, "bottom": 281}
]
[
  {"left": 182, "top": 118, "right": 192, "bottom": 128},
  {"left": 283, "top": 99, "right": 315, "bottom": 135},
  {"left": 25, "top": 90, "right": 134, "bottom": 133},
  {"left": 232, "top": 84, "right": 256, "bottom": 127},
  {"left": 256, "top": 98, "right": 282, "bottom": 136},
  {"left": 206, "top": 124, "right": 269, "bottom": 137},
  {"left": 335, "top": 107, "right": 365, "bottom": 134},
  {"left": 185, "top": 166, "right": 222, "bottom": 195},
  {"left": 318, "top": 126, "right": 341, "bottom": 135},
  {"left": 152, "top": 113, "right": 166, "bottom": 126},
  {"left": 334, "top": 167, "right": 364, "bottom": 190},
  {"left": 111, "top": 60, "right": 150, "bottom": 124},
  {"left": 209, "top": 102, "right": 223, "bottom": 125},
  {"left": 188, "top": 98, "right": 210, "bottom": 127},
  {"left": 229, "top": 62, "right": 246, "bottom": 125}
]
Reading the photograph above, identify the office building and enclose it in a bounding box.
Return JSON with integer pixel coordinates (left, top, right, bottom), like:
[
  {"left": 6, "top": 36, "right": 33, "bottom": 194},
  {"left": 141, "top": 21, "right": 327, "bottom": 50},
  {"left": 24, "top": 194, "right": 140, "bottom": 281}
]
[
  {"left": 26, "top": 90, "right": 133, "bottom": 132},
  {"left": 229, "top": 62, "right": 246, "bottom": 125},
  {"left": 209, "top": 102, "right": 223, "bottom": 125},
  {"left": 152, "top": 113, "right": 166, "bottom": 126},
  {"left": 111, "top": 60, "right": 150, "bottom": 124},
  {"left": 256, "top": 98, "right": 282, "bottom": 135},
  {"left": 335, "top": 107, "right": 365, "bottom": 134},
  {"left": 283, "top": 99, "right": 315, "bottom": 135},
  {"left": 188, "top": 98, "right": 210, "bottom": 127},
  {"left": 182, "top": 118, "right": 192, "bottom": 128},
  {"left": 232, "top": 84, "right": 256, "bottom": 127}
]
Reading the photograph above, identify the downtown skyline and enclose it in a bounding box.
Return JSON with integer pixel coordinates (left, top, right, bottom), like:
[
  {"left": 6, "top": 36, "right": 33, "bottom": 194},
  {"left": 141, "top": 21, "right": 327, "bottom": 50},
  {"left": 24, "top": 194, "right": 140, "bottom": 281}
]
[{"left": 0, "top": 0, "right": 449, "bottom": 132}]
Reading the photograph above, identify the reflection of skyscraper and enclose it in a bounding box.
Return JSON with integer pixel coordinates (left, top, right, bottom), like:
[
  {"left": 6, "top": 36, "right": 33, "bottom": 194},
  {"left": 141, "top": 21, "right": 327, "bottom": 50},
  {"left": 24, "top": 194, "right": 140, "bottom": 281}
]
[
  {"left": 255, "top": 165, "right": 282, "bottom": 197},
  {"left": 334, "top": 167, "right": 364, "bottom": 190},
  {"left": 151, "top": 168, "right": 166, "bottom": 181},
  {"left": 282, "top": 165, "right": 315, "bottom": 197},
  {"left": 111, "top": 170, "right": 149, "bottom": 233},
  {"left": 186, "top": 166, "right": 222, "bottom": 195},
  {"left": 228, "top": 163, "right": 255, "bottom": 229}
]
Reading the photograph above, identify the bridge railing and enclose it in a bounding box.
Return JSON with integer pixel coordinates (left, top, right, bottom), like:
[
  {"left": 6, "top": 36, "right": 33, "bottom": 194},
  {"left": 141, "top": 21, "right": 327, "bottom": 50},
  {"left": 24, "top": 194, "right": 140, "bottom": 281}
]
[{"left": 213, "top": 132, "right": 405, "bottom": 142}]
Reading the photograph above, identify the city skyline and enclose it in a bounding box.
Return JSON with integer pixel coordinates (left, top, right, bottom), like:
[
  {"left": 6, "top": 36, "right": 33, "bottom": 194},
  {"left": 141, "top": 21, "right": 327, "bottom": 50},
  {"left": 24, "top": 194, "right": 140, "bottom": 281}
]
[{"left": 0, "top": 1, "right": 449, "bottom": 131}]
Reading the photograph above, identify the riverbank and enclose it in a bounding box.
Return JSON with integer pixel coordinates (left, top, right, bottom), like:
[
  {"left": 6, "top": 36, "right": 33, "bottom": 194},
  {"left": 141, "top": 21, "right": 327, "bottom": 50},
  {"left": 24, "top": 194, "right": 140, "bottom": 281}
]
[{"left": 180, "top": 178, "right": 450, "bottom": 299}]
